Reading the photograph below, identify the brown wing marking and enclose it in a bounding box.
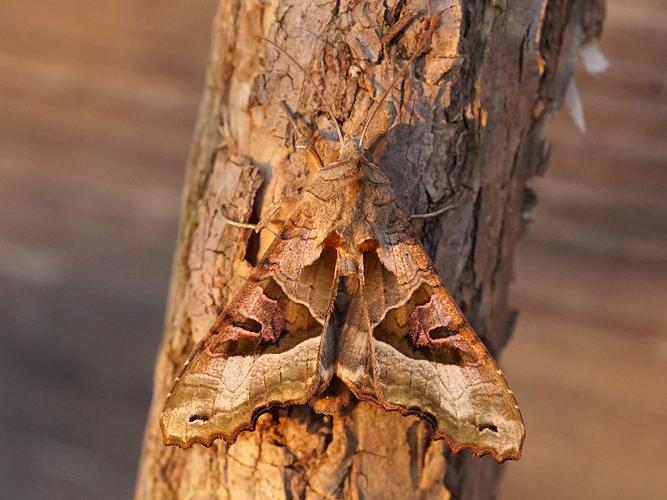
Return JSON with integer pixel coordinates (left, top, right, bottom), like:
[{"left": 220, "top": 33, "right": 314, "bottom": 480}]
[{"left": 160, "top": 205, "right": 338, "bottom": 448}]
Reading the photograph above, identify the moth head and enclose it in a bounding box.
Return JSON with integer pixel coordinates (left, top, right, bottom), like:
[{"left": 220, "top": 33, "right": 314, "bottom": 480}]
[{"left": 339, "top": 136, "right": 365, "bottom": 161}]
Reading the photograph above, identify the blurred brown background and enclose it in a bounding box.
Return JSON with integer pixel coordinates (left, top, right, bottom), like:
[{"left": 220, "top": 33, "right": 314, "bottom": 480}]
[{"left": 0, "top": 1, "right": 664, "bottom": 499}]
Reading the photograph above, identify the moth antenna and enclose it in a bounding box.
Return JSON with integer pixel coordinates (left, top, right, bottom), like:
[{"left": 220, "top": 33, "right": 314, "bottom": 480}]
[
  {"left": 410, "top": 203, "right": 456, "bottom": 219},
  {"left": 220, "top": 214, "right": 256, "bottom": 230},
  {"left": 280, "top": 100, "right": 306, "bottom": 138},
  {"left": 358, "top": 13, "right": 441, "bottom": 148},
  {"left": 262, "top": 37, "right": 345, "bottom": 150}
]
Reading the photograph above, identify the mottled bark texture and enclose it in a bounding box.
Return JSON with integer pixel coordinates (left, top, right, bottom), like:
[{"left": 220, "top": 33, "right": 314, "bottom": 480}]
[{"left": 135, "top": 1, "right": 604, "bottom": 498}]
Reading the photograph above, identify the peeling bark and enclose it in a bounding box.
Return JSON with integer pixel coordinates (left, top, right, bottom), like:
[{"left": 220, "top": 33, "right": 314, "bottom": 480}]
[{"left": 135, "top": 1, "right": 604, "bottom": 498}]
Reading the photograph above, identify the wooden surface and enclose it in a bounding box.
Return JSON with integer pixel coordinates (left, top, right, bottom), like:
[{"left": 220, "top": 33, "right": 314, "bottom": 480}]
[
  {"left": 501, "top": 3, "right": 667, "bottom": 498},
  {"left": 0, "top": 2, "right": 217, "bottom": 499},
  {"left": 0, "top": 1, "right": 664, "bottom": 499}
]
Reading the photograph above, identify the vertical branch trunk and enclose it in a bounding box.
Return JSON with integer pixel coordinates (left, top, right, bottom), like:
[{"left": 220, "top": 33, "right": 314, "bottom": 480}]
[{"left": 135, "top": 1, "right": 604, "bottom": 498}]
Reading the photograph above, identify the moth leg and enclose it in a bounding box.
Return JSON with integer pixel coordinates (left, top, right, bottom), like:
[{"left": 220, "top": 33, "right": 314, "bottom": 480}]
[
  {"left": 410, "top": 203, "right": 457, "bottom": 220},
  {"left": 221, "top": 214, "right": 256, "bottom": 229},
  {"left": 221, "top": 199, "right": 295, "bottom": 235},
  {"left": 219, "top": 207, "right": 276, "bottom": 233},
  {"left": 254, "top": 202, "right": 285, "bottom": 235},
  {"left": 280, "top": 101, "right": 324, "bottom": 173}
]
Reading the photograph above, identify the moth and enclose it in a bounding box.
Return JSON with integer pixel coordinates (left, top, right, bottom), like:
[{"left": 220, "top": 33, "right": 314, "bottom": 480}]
[{"left": 161, "top": 25, "right": 525, "bottom": 462}]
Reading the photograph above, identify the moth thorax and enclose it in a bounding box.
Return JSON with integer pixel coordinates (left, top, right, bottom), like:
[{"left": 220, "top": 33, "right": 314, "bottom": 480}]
[{"left": 338, "top": 138, "right": 364, "bottom": 161}]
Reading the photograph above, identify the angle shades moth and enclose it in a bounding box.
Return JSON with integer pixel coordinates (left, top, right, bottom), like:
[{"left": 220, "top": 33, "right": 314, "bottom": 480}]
[{"left": 161, "top": 15, "right": 524, "bottom": 462}]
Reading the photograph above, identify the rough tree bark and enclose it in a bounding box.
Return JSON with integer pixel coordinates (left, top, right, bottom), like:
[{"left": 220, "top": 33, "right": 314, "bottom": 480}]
[{"left": 135, "top": 1, "right": 604, "bottom": 498}]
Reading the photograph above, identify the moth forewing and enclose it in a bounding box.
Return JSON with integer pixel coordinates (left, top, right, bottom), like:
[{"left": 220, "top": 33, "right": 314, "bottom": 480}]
[{"left": 160, "top": 204, "right": 340, "bottom": 447}]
